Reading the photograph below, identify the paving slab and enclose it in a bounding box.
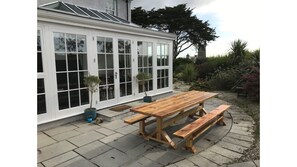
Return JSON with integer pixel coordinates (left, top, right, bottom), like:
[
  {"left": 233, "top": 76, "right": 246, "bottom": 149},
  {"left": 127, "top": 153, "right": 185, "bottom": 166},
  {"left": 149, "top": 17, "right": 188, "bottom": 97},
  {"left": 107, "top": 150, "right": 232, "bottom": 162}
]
[
  {"left": 51, "top": 130, "right": 81, "bottom": 141},
  {"left": 174, "top": 159, "right": 196, "bottom": 167},
  {"left": 91, "top": 148, "right": 131, "bottom": 167},
  {"left": 226, "top": 132, "right": 254, "bottom": 142},
  {"left": 222, "top": 136, "right": 252, "bottom": 148},
  {"left": 101, "top": 119, "right": 128, "bottom": 130},
  {"left": 216, "top": 141, "right": 247, "bottom": 154},
  {"left": 55, "top": 155, "right": 97, "bottom": 167},
  {"left": 74, "top": 124, "right": 101, "bottom": 133},
  {"left": 42, "top": 151, "right": 78, "bottom": 167},
  {"left": 70, "top": 120, "right": 91, "bottom": 128},
  {"left": 67, "top": 131, "right": 105, "bottom": 147},
  {"left": 107, "top": 134, "right": 145, "bottom": 152},
  {"left": 38, "top": 132, "right": 57, "bottom": 148},
  {"left": 188, "top": 154, "right": 219, "bottom": 167},
  {"left": 115, "top": 124, "right": 138, "bottom": 135},
  {"left": 95, "top": 127, "right": 116, "bottom": 136},
  {"left": 208, "top": 145, "right": 243, "bottom": 159},
  {"left": 43, "top": 124, "right": 77, "bottom": 136},
  {"left": 143, "top": 147, "right": 180, "bottom": 166},
  {"left": 100, "top": 132, "right": 124, "bottom": 143},
  {"left": 227, "top": 161, "right": 256, "bottom": 167},
  {"left": 38, "top": 141, "right": 77, "bottom": 163},
  {"left": 126, "top": 142, "right": 154, "bottom": 158},
  {"left": 123, "top": 156, "right": 163, "bottom": 167},
  {"left": 74, "top": 141, "right": 112, "bottom": 159},
  {"left": 230, "top": 129, "right": 253, "bottom": 136},
  {"left": 38, "top": 163, "right": 44, "bottom": 167},
  {"left": 199, "top": 150, "right": 233, "bottom": 166}
]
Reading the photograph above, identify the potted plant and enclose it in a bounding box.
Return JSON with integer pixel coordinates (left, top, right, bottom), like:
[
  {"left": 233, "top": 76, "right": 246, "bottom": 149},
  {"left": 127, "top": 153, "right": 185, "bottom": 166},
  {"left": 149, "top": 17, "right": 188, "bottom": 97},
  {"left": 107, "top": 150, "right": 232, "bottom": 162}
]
[
  {"left": 136, "top": 72, "right": 153, "bottom": 102},
  {"left": 84, "top": 75, "right": 101, "bottom": 122}
]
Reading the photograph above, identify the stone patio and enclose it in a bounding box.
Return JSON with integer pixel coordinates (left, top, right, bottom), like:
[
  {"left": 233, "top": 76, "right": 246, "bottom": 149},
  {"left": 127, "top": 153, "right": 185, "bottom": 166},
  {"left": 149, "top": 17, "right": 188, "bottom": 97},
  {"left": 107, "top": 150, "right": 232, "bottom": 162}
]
[{"left": 38, "top": 91, "right": 259, "bottom": 167}]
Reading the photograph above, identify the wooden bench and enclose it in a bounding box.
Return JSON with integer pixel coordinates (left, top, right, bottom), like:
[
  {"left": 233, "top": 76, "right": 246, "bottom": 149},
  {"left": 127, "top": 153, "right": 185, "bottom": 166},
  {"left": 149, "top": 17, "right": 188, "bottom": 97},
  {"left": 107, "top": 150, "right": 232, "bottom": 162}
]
[
  {"left": 124, "top": 114, "right": 155, "bottom": 136},
  {"left": 173, "top": 104, "right": 231, "bottom": 153}
]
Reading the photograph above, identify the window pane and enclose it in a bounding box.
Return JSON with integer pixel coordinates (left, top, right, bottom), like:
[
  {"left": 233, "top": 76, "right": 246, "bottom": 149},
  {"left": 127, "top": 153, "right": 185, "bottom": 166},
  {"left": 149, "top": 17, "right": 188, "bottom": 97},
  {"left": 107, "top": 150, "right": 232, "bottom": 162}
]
[
  {"left": 77, "top": 35, "right": 86, "bottom": 52},
  {"left": 137, "top": 42, "right": 143, "bottom": 55},
  {"left": 37, "top": 95, "right": 46, "bottom": 115},
  {"left": 99, "top": 70, "right": 106, "bottom": 85},
  {"left": 37, "top": 35, "right": 41, "bottom": 51},
  {"left": 165, "top": 77, "right": 169, "bottom": 87},
  {"left": 78, "top": 54, "right": 88, "bottom": 70},
  {"left": 149, "top": 68, "right": 153, "bottom": 78},
  {"left": 55, "top": 53, "right": 66, "bottom": 71},
  {"left": 58, "top": 91, "right": 69, "bottom": 110},
  {"left": 107, "top": 70, "right": 114, "bottom": 84},
  {"left": 66, "top": 34, "right": 77, "bottom": 52},
  {"left": 157, "top": 79, "right": 161, "bottom": 89},
  {"left": 138, "top": 55, "right": 143, "bottom": 67},
  {"left": 165, "top": 45, "right": 168, "bottom": 55},
  {"left": 126, "top": 55, "right": 131, "bottom": 68},
  {"left": 67, "top": 54, "right": 77, "bottom": 71},
  {"left": 79, "top": 71, "right": 88, "bottom": 88},
  {"left": 120, "top": 84, "right": 126, "bottom": 97},
  {"left": 148, "top": 55, "right": 152, "bottom": 67},
  {"left": 127, "top": 83, "right": 132, "bottom": 95},
  {"left": 68, "top": 72, "right": 78, "bottom": 89},
  {"left": 80, "top": 89, "right": 89, "bottom": 105},
  {"left": 139, "top": 83, "right": 143, "bottom": 93},
  {"left": 157, "top": 70, "right": 161, "bottom": 78},
  {"left": 118, "top": 40, "right": 124, "bottom": 53},
  {"left": 37, "top": 79, "right": 45, "bottom": 94},
  {"left": 106, "top": 54, "right": 113, "bottom": 68},
  {"left": 70, "top": 90, "right": 80, "bottom": 107},
  {"left": 57, "top": 73, "right": 68, "bottom": 91},
  {"left": 157, "top": 44, "right": 161, "bottom": 55},
  {"left": 157, "top": 55, "right": 161, "bottom": 66},
  {"left": 149, "top": 80, "right": 153, "bottom": 91},
  {"left": 119, "top": 69, "right": 125, "bottom": 82},
  {"left": 125, "top": 40, "right": 131, "bottom": 53},
  {"left": 97, "top": 37, "right": 105, "bottom": 53},
  {"left": 98, "top": 54, "right": 106, "bottom": 69},
  {"left": 99, "top": 86, "right": 107, "bottom": 101},
  {"left": 106, "top": 38, "right": 113, "bottom": 53},
  {"left": 165, "top": 69, "right": 169, "bottom": 77},
  {"left": 119, "top": 55, "right": 125, "bottom": 68},
  {"left": 54, "top": 33, "right": 65, "bottom": 52},
  {"left": 126, "top": 69, "right": 131, "bottom": 82},
  {"left": 143, "top": 55, "right": 148, "bottom": 67},
  {"left": 148, "top": 43, "right": 153, "bottom": 56},
  {"left": 108, "top": 85, "right": 115, "bottom": 99},
  {"left": 143, "top": 42, "right": 148, "bottom": 55},
  {"left": 38, "top": 52, "right": 43, "bottom": 73}
]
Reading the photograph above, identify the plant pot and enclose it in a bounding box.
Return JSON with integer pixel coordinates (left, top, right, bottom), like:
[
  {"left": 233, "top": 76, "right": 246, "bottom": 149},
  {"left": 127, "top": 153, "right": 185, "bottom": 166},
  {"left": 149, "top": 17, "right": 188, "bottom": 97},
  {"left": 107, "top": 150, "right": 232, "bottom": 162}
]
[
  {"left": 143, "top": 96, "right": 153, "bottom": 102},
  {"left": 84, "top": 108, "right": 97, "bottom": 122}
]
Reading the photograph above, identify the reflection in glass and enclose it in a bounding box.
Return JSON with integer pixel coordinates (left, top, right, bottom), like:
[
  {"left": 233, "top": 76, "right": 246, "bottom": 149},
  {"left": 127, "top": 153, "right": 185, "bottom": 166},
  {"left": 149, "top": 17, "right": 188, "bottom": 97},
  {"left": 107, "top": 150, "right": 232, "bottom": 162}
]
[
  {"left": 143, "top": 55, "right": 148, "bottom": 67},
  {"left": 79, "top": 72, "right": 88, "bottom": 88},
  {"left": 119, "top": 69, "right": 125, "bottom": 82},
  {"left": 55, "top": 53, "right": 67, "bottom": 71},
  {"left": 126, "top": 55, "right": 131, "bottom": 68},
  {"left": 38, "top": 79, "right": 45, "bottom": 94},
  {"left": 99, "top": 86, "right": 107, "bottom": 101},
  {"left": 107, "top": 70, "right": 114, "bottom": 84},
  {"left": 57, "top": 73, "right": 68, "bottom": 91},
  {"left": 37, "top": 95, "right": 46, "bottom": 114},
  {"left": 138, "top": 55, "right": 142, "bottom": 67},
  {"left": 137, "top": 42, "right": 143, "bottom": 54},
  {"left": 143, "top": 42, "right": 148, "bottom": 55},
  {"left": 106, "top": 54, "right": 113, "bottom": 68},
  {"left": 108, "top": 85, "right": 115, "bottom": 99},
  {"left": 68, "top": 72, "right": 78, "bottom": 89},
  {"left": 54, "top": 33, "right": 65, "bottom": 52},
  {"left": 125, "top": 40, "right": 131, "bottom": 53},
  {"left": 58, "top": 91, "right": 69, "bottom": 110},
  {"left": 66, "top": 34, "right": 77, "bottom": 52},
  {"left": 106, "top": 38, "right": 113, "bottom": 53},
  {"left": 37, "top": 36, "right": 41, "bottom": 51},
  {"left": 119, "top": 55, "right": 125, "bottom": 68},
  {"left": 126, "top": 69, "right": 131, "bottom": 82},
  {"left": 120, "top": 84, "right": 125, "bottom": 97},
  {"left": 99, "top": 70, "right": 106, "bottom": 85},
  {"left": 98, "top": 54, "right": 106, "bottom": 69},
  {"left": 149, "top": 80, "right": 153, "bottom": 91},
  {"left": 38, "top": 52, "right": 43, "bottom": 73},
  {"left": 80, "top": 89, "right": 89, "bottom": 105},
  {"left": 67, "top": 54, "right": 77, "bottom": 71},
  {"left": 127, "top": 83, "right": 132, "bottom": 95},
  {"left": 148, "top": 56, "right": 152, "bottom": 67},
  {"left": 148, "top": 43, "right": 153, "bottom": 56},
  {"left": 78, "top": 54, "right": 87, "bottom": 70},
  {"left": 97, "top": 37, "right": 105, "bottom": 53},
  {"left": 118, "top": 40, "right": 124, "bottom": 53},
  {"left": 70, "top": 90, "right": 79, "bottom": 107},
  {"left": 77, "top": 35, "right": 86, "bottom": 52}
]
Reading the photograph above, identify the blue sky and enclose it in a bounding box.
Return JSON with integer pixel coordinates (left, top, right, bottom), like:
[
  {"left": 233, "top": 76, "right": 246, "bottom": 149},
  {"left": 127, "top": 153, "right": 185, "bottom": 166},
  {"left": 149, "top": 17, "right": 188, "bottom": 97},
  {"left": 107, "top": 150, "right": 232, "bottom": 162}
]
[{"left": 131, "top": 0, "right": 260, "bottom": 57}]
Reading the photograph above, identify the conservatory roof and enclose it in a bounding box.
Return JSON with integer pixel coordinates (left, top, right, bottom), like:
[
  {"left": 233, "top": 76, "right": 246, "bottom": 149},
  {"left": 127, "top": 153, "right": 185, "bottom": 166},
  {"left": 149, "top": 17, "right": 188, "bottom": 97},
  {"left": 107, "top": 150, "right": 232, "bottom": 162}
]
[{"left": 38, "top": 1, "right": 131, "bottom": 25}]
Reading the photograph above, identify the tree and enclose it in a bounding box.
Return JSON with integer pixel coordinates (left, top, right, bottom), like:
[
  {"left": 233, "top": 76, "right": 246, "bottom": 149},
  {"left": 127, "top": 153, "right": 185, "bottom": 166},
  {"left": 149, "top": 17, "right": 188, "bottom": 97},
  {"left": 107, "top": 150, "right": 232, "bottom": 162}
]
[
  {"left": 229, "top": 39, "right": 248, "bottom": 65},
  {"left": 132, "top": 4, "right": 218, "bottom": 59}
]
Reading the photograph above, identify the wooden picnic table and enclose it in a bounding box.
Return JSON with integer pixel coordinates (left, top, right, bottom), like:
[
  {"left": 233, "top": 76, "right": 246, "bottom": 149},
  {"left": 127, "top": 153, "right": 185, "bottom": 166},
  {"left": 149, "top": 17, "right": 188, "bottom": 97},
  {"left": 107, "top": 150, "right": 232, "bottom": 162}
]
[{"left": 130, "top": 90, "right": 218, "bottom": 148}]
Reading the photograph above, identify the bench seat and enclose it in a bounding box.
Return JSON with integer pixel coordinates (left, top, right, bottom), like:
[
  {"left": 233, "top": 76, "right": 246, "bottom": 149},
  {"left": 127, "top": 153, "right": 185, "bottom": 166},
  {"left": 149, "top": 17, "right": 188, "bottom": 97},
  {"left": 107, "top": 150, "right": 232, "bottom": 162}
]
[
  {"left": 173, "top": 104, "right": 230, "bottom": 153},
  {"left": 124, "top": 114, "right": 150, "bottom": 124}
]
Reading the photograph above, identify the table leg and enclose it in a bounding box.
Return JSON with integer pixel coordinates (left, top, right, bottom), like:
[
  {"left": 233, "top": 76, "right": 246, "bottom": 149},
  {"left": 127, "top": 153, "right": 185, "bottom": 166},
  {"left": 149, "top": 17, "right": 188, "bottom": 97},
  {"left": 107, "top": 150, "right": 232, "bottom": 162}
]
[
  {"left": 199, "top": 103, "right": 207, "bottom": 116},
  {"left": 156, "top": 118, "right": 162, "bottom": 140}
]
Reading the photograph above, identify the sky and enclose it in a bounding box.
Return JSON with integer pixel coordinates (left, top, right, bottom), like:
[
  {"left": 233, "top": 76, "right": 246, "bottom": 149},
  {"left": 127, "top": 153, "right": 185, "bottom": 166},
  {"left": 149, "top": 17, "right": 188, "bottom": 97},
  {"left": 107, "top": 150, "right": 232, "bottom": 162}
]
[{"left": 131, "top": 0, "right": 260, "bottom": 57}]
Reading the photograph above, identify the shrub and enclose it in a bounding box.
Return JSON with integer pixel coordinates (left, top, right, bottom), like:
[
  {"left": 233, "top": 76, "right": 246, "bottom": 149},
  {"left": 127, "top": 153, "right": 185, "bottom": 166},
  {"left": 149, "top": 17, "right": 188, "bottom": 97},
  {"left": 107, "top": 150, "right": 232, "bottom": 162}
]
[
  {"left": 242, "top": 67, "right": 260, "bottom": 101},
  {"left": 181, "top": 63, "right": 197, "bottom": 83},
  {"left": 189, "top": 79, "right": 210, "bottom": 91},
  {"left": 207, "top": 68, "right": 240, "bottom": 90}
]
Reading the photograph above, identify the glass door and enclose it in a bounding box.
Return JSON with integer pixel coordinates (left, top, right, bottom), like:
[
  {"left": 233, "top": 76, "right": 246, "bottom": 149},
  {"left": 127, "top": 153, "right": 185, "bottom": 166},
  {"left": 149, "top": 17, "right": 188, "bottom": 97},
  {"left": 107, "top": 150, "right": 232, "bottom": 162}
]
[{"left": 118, "top": 39, "right": 132, "bottom": 98}]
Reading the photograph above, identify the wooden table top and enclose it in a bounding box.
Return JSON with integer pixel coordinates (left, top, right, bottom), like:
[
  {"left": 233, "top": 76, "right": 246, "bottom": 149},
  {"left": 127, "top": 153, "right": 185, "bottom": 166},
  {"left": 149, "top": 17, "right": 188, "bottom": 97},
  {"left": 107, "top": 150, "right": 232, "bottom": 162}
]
[{"left": 130, "top": 91, "right": 218, "bottom": 118}]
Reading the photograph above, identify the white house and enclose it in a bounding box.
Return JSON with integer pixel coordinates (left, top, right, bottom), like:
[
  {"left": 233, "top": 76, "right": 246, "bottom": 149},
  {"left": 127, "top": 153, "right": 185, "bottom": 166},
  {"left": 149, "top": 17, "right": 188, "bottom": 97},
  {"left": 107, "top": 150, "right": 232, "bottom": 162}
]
[{"left": 37, "top": 0, "right": 176, "bottom": 124}]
